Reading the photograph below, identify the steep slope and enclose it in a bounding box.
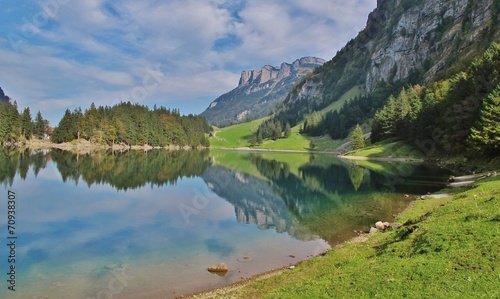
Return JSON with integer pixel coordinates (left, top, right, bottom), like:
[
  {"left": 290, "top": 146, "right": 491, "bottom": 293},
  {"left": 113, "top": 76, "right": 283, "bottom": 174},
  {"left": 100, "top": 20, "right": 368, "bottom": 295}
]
[
  {"left": 276, "top": 0, "right": 500, "bottom": 125},
  {"left": 201, "top": 57, "right": 325, "bottom": 127}
]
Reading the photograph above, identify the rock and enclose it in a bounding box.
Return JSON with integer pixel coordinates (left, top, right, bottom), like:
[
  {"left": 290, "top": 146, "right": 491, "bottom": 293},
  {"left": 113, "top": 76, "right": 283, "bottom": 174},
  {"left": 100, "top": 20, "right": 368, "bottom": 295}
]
[
  {"left": 369, "top": 227, "right": 378, "bottom": 234},
  {"left": 404, "top": 194, "right": 410, "bottom": 198},
  {"left": 207, "top": 263, "right": 229, "bottom": 273},
  {"left": 289, "top": 266, "right": 296, "bottom": 269},
  {"left": 375, "top": 221, "right": 390, "bottom": 231}
]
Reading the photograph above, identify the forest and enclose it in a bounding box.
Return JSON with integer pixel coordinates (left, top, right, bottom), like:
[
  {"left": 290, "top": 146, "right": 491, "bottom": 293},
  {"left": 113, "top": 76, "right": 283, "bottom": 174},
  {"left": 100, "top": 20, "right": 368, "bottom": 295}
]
[
  {"left": 49, "top": 102, "right": 212, "bottom": 147},
  {"left": 0, "top": 99, "right": 49, "bottom": 145},
  {"left": 1, "top": 87, "right": 212, "bottom": 148},
  {"left": 371, "top": 42, "right": 500, "bottom": 157}
]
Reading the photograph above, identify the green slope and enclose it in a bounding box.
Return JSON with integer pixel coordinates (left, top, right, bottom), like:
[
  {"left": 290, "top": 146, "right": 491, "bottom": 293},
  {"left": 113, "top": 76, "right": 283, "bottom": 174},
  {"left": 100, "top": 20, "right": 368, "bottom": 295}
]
[{"left": 208, "top": 86, "right": 363, "bottom": 151}]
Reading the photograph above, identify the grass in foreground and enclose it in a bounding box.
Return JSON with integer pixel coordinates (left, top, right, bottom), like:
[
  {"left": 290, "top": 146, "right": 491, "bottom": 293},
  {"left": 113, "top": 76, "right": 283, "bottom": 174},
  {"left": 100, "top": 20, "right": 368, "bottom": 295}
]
[{"left": 213, "top": 176, "right": 500, "bottom": 299}]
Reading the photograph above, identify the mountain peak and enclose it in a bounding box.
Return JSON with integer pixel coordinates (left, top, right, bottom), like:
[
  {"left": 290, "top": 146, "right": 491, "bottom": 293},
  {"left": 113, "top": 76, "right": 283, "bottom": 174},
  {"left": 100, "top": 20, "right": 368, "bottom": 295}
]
[
  {"left": 238, "top": 57, "right": 325, "bottom": 87},
  {"left": 201, "top": 56, "right": 325, "bottom": 127}
]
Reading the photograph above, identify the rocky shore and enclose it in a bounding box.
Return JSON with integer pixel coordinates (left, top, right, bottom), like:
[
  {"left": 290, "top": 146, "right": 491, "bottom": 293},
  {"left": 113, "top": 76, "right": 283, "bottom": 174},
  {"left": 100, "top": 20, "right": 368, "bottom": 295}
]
[{"left": 4, "top": 139, "right": 207, "bottom": 154}]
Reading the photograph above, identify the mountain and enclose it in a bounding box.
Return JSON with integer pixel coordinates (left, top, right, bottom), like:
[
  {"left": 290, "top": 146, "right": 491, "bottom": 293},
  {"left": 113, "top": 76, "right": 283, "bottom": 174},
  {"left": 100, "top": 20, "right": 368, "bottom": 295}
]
[
  {"left": 273, "top": 0, "right": 499, "bottom": 126},
  {"left": 201, "top": 57, "right": 325, "bottom": 127},
  {"left": 0, "top": 87, "right": 10, "bottom": 103}
]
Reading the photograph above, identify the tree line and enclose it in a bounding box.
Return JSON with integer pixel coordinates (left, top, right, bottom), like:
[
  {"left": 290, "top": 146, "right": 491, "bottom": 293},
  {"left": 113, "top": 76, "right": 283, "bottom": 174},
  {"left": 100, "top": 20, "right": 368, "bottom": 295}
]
[
  {"left": 51, "top": 102, "right": 212, "bottom": 147},
  {"left": 0, "top": 100, "right": 49, "bottom": 145},
  {"left": 251, "top": 119, "right": 292, "bottom": 145},
  {"left": 371, "top": 42, "right": 500, "bottom": 157}
]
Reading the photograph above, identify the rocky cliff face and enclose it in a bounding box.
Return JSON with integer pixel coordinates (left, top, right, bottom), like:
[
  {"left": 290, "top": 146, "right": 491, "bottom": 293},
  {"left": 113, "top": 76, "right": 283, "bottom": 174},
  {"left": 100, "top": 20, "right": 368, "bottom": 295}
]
[
  {"left": 365, "top": 0, "right": 493, "bottom": 91},
  {"left": 201, "top": 57, "right": 325, "bottom": 127},
  {"left": 286, "top": 0, "right": 498, "bottom": 104},
  {"left": 0, "top": 87, "right": 10, "bottom": 103},
  {"left": 239, "top": 57, "right": 326, "bottom": 87}
]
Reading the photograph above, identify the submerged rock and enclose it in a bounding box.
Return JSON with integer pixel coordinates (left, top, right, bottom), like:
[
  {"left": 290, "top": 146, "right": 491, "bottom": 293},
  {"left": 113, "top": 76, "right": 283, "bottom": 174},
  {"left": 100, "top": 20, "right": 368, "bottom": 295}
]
[{"left": 208, "top": 263, "right": 229, "bottom": 274}]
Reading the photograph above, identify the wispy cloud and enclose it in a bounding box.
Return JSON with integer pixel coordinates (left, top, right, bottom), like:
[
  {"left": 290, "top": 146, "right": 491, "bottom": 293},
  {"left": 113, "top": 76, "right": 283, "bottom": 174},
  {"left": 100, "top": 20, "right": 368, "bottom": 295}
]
[{"left": 0, "top": 0, "right": 376, "bottom": 125}]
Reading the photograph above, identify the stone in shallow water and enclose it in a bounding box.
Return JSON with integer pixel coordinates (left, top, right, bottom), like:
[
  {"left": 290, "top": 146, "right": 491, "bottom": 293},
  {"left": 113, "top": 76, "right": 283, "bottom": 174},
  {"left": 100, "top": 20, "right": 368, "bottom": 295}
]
[{"left": 207, "top": 263, "right": 229, "bottom": 276}]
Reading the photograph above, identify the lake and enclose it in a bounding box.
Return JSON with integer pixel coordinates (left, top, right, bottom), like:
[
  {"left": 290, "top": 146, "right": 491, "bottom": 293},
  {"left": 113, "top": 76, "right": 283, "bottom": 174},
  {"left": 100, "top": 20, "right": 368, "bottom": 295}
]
[{"left": 0, "top": 148, "right": 451, "bottom": 298}]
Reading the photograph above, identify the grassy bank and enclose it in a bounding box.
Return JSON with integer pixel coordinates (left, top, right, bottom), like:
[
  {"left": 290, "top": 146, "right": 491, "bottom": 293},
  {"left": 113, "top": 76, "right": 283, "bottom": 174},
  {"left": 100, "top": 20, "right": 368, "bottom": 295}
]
[
  {"left": 198, "top": 175, "right": 499, "bottom": 299},
  {"left": 209, "top": 119, "right": 345, "bottom": 152},
  {"left": 345, "top": 140, "right": 423, "bottom": 159}
]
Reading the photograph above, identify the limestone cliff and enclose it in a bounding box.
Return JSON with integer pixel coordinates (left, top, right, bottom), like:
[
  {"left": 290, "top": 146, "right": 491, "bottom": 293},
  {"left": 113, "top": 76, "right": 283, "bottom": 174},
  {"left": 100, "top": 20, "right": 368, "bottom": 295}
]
[
  {"left": 201, "top": 57, "right": 325, "bottom": 127},
  {"left": 285, "top": 0, "right": 499, "bottom": 104}
]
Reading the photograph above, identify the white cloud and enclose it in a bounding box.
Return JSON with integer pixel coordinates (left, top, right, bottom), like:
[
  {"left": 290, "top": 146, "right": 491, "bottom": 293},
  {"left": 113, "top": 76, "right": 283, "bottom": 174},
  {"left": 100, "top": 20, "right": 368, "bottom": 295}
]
[{"left": 0, "top": 0, "right": 377, "bottom": 122}]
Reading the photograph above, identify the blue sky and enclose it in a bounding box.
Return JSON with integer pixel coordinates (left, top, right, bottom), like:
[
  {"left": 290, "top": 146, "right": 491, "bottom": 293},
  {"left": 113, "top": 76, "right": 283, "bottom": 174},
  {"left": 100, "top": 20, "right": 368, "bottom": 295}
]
[{"left": 0, "top": 0, "right": 376, "bottom": 125}]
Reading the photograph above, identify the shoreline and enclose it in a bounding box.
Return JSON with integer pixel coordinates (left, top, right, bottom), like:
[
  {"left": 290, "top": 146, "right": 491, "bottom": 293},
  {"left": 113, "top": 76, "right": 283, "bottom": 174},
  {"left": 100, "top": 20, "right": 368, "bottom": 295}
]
[
  {"left": 6, "top": 140, "right": 426, "bottom": 164},
  {"left": 178, "top": 171, "right": 497, "bottom": 299},
  {"left": 4, "top": 139, "right": 208, "bottom": 153},
  {"left": 179, "top": 195, "right": 443, "bottom": 299},
  {"left": 337, "top": 155, "right": 424, "bottom": 162}
]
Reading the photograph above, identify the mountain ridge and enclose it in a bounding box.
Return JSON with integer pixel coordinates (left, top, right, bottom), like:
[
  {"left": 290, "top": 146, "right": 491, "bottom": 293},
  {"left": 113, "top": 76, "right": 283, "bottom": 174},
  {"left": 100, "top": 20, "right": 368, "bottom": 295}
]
[
  {"left": 201, "top": 57, "right": 325, "bottom": 127},
  {"left": 284, "top": 0, "right": 498, "bottom": 106}
]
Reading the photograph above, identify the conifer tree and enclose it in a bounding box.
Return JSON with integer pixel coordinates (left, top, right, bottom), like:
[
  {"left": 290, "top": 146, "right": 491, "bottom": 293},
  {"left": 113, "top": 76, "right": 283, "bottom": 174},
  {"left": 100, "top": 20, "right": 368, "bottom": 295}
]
[
  {"left": 467, "top": 86, "right": 500, "bottom": 155},
  {"left": 284, "top": 122, "right": 292, "bottom": 138},
  {"left": 350, "top": 124, "right": 365, "bottom": 150},
  {"left": 21, "top": 107, "right": 33, "bottom": 139},
  {"left": 34, "top": 111, "right": 48, "bottom": 139}
]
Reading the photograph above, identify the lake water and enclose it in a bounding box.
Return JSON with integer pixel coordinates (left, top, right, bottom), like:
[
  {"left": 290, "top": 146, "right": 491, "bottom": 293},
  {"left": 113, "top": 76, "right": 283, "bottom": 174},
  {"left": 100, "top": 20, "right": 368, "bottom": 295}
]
[{"left": 0, "top": 148, "right": 451, "bottom": 298}]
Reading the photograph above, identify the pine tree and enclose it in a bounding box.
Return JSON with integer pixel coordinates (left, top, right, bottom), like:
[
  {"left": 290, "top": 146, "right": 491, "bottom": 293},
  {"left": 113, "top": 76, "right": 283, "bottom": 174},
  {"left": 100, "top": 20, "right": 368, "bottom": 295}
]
[
  {"left": 21, "top": 107, "right": 34, "bottom": 139},
  {"left": 51, "top": 109, "right": 76, "bottom": 143},
  {"left": 271, "top": 121, "right": 282, "bottom": 140},
  {"left": 34, "top": 111, "right": 48, "bottom": 139},
  {"left": 256, "top": 131, "right": 263, "bottom": 145},
  {"left": 284, "top": 122, "right": 292, "bottom": 138},
  {"left": 467, "top": 86, "right": 500, "bottom": 155},
  {"left": 350, "top": 124, "right": 365, "bottom": 150},
  {"left": 309, "top": 140, "right": 316, "bottom": 150}
]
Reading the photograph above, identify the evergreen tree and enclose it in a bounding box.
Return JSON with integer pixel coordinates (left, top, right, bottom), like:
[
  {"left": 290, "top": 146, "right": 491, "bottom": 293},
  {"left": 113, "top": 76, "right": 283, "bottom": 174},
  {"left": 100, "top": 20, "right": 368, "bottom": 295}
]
[
  {"left": 21, "top": 107, "right": 33, "bottom": 139},
  {"left": 256, "top": 131, "right": 263, "bottom": 145},
  {"left": 0, "top": 102, "right": 10, "bottom": 144},
  {"left": 284, "top": 122, "right": 292, "bottom": 138},
  {"left": 34, "top": 111, "right": 48, "bottom": 139},
  {"left": 467, "top": 86, "right": 500, "bottom": 155},
  {"left": 51, "top": 109, "right": 76, "bottom": 143},
  {"left": 309, "top": 140, "right": 316, "bottom": 150},
  {"left": 271, "top": 121, "right": 282, "bottom": 140},
  {"left": 350, "top": 124, "right": 365, "bottom": 150}
]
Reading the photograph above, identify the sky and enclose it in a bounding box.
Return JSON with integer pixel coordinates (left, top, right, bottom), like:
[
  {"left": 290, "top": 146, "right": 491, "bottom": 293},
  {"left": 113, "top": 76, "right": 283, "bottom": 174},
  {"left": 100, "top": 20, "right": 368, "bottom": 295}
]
[{"left": 0, "top": 0, "right": 376, "bottom": 126}]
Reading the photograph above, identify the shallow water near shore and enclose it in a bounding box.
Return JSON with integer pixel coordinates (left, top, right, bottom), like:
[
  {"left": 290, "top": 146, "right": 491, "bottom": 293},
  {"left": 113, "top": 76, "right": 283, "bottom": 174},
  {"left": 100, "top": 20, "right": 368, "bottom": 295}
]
[{"left": 0, "top": 148, "right": 451, "bottom": 298}]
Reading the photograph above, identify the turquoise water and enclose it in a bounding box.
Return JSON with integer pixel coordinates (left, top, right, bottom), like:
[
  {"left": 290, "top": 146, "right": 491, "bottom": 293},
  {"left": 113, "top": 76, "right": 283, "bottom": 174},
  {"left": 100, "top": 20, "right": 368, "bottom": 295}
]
[{"left": 0, "top": 149, "right": 451, "bottom": 298}]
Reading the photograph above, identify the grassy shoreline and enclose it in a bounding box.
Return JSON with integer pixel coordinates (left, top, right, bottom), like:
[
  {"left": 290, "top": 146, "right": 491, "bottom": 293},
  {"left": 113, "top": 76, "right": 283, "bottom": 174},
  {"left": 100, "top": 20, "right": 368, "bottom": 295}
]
[{"left": 184, "top": 175, "right": 499, "bottom": 299}]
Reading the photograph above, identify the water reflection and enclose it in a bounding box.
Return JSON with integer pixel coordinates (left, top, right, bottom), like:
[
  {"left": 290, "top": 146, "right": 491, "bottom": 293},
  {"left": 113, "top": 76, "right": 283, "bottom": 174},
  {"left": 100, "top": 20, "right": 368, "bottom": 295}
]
[
  {"left": 205, "top": 153, "right": 451, "bottom": 244},
  {"left": 0, "top": 148, "right": 451, "bottom": 298},
  {"left": 0, "top": 148, "right": 211, "bottom": 189}
]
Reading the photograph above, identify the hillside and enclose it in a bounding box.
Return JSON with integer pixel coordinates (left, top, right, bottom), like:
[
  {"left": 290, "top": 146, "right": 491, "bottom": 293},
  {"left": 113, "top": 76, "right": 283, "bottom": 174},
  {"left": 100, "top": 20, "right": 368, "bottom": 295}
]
[
  {"left": 201, "top": 57, "right": 325, "bottom": 127},
  {"left": 272, "top": 0, "right": 500, "bottom": 133}
]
